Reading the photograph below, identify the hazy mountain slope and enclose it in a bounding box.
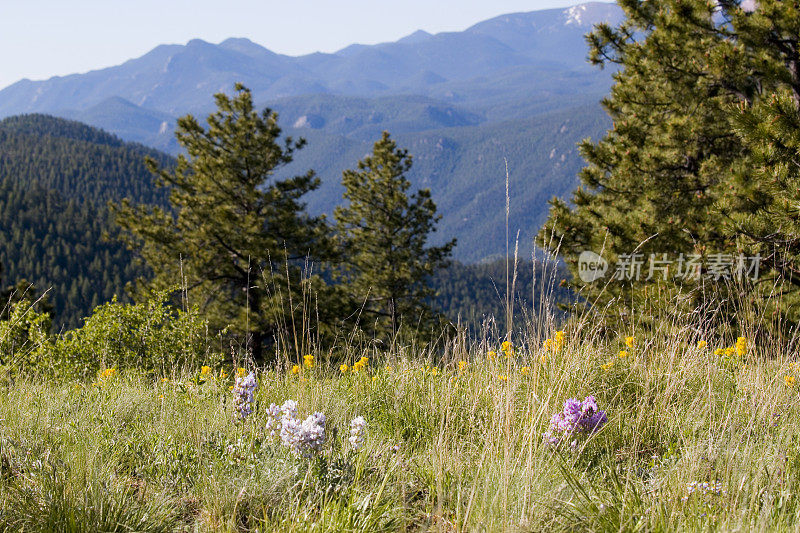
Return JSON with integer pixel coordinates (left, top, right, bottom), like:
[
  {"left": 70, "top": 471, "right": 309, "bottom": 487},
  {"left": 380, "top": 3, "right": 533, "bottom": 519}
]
[
  {"left": 0, "top": 2, "right": 621, "bottom": 117},
  {"left": 0, "top": 115, "right": 172, "bottom": 328},
  {"left": 282, "top": 103, "right": 610, "bottom": 262}
]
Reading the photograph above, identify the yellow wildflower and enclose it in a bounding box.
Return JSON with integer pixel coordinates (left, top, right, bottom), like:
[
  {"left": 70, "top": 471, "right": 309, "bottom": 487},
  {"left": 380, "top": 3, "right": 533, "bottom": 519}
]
[
  {"left": 497, "top": 374, "right": 508, "bottom": 381},
  {"left": 430, "top": 367, "right": 439, "bottom": 376},
  {"left": 291, "top": 365, "right": 300, "bottom": 375},
  {"left": 785, "top": 375, "right": 796, "bottom": 387},
  {"left": 601, "top": 360, "right": 615, "bottom": 371},
  {"left": 340, "top": 364, "right": 349, "bottom": 373},
  {"left": 736, "top": 337, "right": 747, "bottom": 357},
  {"left": 725, "top": 347, "right": 735, "bottom": 357},
  {"left": 237, "top": 367, "right": 246, "bottom": 378},
  {"left": 501, "top": 341, "right": 514, "bottom": 356},
  {"left": 200, "top": 365, "right": 211, "bottom": 376},
  {"left": 625, "top": 336, "right": 634, "bottom": 349},
  {"left": 520, "top": 366, "right": 530, "bottom": 376},
  {"left": 303, "top": 354, "right": 314, "bottom": 369},
  {"left": 458, "top": 360, "right": 468, "bottom": 373},
  {"left": 488, "top": 350, "right": 497, "bottom": 361},
  {"left": 697, "top": 340, "right": 707, "bottom": 350},
  {"left": 714, "top": 348, "right": 724, "bottom": 356},
  {"left": 618, "top": 350, "right": 628, "bottom": 359},
  {"left": 219, "top": 369, "right": 228, "bottom": 379}
]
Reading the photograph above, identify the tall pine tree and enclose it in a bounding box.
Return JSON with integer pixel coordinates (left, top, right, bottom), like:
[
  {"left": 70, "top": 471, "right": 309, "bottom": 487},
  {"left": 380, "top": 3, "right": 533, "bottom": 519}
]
[
  {"left": 334, "top": 132, "right": 455, "bottom": 341},
  {"left": 114, "top": 84, "right": 332, "bottom": 360}
]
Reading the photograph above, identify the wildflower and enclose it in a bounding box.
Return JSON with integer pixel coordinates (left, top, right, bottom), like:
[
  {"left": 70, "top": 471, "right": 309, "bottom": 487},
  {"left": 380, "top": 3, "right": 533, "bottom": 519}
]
[
  {"left": 219, "top": 369, "right": 228, "bottom": 379},
  {"left": 303, "top": 354, "right": 314, "bottom": 369},
  {"left": 281, "top": 410, "right": 326, "bottom": 457},
  {"left": 291, "top": 364, "right": 300, "bottom": 375},
  {"left": 544, "top": 395, "right": 607, "bottom": 445},
  {"left": 488, "top": 350, "right": 497, "bottom": 361},
  {"left": 736, "top": 336, "right": 747, "bottom": 357},
  {"left": 601, "top": 360, "right": 615, "bottom": 371},
  {"left": 201, "top": 365, "right": 211, "bottom": 376},
  {"left": 281, "top": 400, "right": 298, "bottom": 418},
  {"left": 349, "top": 416, "right": 367, "bottom": 450},
  {"left": 520, "top": 366, "right": 530, "bottom": 376},
  {"left": 458, "top": 360, "right": 468, "bottom": 373},
  {"left": 497, "top": 374, "right": 508, "bottom": 381},
  {"left": 714, "top": 348, "right": 724, "bottom": 356},
  {"left": 625, "top": 336, "right": 634, "bottom": 349},
  {"left": 232, "top": 372, "right": 257, "bottom": 421},
  {"left": 697, "top": 340, "right": 707, "bottom": 349},
  {"left": 340, "top": 364, "right": 349, "bottom": 373},
  {"left": 501, "top": 341, "right": 514, "bottom": 357},
  {"left": 785, "top": 375, "right": 795, "bottom": 387},
  {"left": 265, "top": 403, "right": 282, "bottom": 437},
  {"left": 429, "top": 367, "right": 439, "bottom": 376},
  {"left": 353, "top": 356, "right": 369, "bottom": 373},
  {"left": 725, "top": 347, "right": 735, "bottom": 357},
  {"left": 237, "top": 367, "right": 246, "bottom": 378}
]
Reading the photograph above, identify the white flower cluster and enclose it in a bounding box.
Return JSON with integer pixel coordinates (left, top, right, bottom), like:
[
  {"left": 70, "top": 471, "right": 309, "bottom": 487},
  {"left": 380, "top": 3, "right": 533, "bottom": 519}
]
[
  {"left": 232, "top": 372, "right": 257, "bottom": 421},
  {"left": 349, "top": 416, "right": 367, "bottom": 450},
  {"left": 265, "top": 399, "right": 326, "bottom": 457}
]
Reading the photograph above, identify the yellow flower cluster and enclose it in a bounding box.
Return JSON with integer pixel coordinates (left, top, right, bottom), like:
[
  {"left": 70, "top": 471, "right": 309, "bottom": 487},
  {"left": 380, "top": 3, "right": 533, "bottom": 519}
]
[
  {"left": 697, "top": 340, "right": 708, "bottom": 350},
  {"left": 201, "top": 365, "right": 211, "bottom": 376},
  {"left": 785, "top": 375, "right": 796, "bottom": 387},
  {"left": 714, "top": 337, "right": 748, "bottom": 358},
  {"left": 601, "top": 360, "right": 615, "bottom": 371},
  {"left": 340, "top": 364, "right": 349, "bottom": 373},
  {"left": 543, "top": 330, "right": 565, "bottom": 353},
  {"left": 625, "top": 336, "right": 635, "bottom": 349},
  {"left": 488, "top": 350, "right": 497, "bottom": 361},
  {"left": 92, "top": 367, "right": 117, "bottom": 388},
  {"left": 501, "top": 341, "right": 514, "bottom": 358},
  {"left": 353, "top": 356, "right": 369, "bottom": 373},
  {"left": 291, "top": 365, "right": 300, "bottom": 375},
  {"left": 520, "top": 366, "right": 530, "bottom": 376},
  {"left": 304, "top": 354, "right": 314, "bottom": 369},
  {"left": 237, "top": 367, "right": 246, "bottom": 378},
  {"left": 458, "top": 360, "right": 468, "bottom": 373}
]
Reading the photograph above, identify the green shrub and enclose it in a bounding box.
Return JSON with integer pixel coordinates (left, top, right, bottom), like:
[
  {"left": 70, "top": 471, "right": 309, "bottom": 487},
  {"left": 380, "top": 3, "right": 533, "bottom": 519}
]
[{"left": 52, "top": 291, "right": 219, "bottom": 378}]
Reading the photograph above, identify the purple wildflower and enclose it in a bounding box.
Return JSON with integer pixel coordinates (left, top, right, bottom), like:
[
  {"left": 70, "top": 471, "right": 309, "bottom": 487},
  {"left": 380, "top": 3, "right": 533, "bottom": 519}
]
[{"left": 544, "top": 395, "right": 607, "bottom": 445}]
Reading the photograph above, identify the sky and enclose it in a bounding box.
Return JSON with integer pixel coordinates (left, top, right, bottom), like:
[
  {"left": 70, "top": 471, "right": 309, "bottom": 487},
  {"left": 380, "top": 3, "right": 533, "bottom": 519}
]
[{"left": 0, "top": 0, "right": 590, "bottom": 90}]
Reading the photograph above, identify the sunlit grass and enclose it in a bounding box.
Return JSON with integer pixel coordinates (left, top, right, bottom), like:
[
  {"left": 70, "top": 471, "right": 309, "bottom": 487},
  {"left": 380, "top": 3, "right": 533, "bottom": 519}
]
[{"left": 0, "top": 323, "right": 799, "bottom": 531}]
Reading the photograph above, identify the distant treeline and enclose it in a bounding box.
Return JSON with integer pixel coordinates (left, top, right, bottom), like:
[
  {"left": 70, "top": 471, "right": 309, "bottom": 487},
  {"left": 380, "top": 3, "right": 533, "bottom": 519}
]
[{"left": 0, "top": 113, "right": 565, "bottom": 334}]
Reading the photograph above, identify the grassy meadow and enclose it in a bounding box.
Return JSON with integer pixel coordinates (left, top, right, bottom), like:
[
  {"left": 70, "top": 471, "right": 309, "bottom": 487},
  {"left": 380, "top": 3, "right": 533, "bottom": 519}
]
[{"left": 2, "top": 298, "right": 800, "bottom": 533}]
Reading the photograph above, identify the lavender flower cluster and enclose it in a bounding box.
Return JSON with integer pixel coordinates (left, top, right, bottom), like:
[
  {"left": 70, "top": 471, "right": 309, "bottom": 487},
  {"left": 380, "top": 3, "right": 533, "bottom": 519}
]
[
  {"left": 264, "top": 399, "right": 326, "bottom": 457},
  {"left": 544, "top": 395, "right": 607, "bottom": 445},
  {"left": 349, "top": 416, "right": 367, "bottom": 450},
  {"left": 232, "top": 372, "right": 257, "bottom": 421}
]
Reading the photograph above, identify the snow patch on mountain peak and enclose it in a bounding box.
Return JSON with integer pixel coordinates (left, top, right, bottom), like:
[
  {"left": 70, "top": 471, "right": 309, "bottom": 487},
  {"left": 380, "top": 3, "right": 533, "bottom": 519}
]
[{"left": 564, "top": 4, "right": 588, "bottom": 26}]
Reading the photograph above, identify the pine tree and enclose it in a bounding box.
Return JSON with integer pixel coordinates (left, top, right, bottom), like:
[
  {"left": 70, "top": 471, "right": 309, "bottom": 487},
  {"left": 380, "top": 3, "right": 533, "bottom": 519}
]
[
  {"left": 722, "top": 0, "right": 800, "bottom": 319},
  {"left": 114, "top": 84, "right": 331, "bottom": 360},
  {"left": 334, "top": 132, "right": 455, "bottom": 341},
  {"left": 537, "top": 0, "right": 758, "bottom": 325}
]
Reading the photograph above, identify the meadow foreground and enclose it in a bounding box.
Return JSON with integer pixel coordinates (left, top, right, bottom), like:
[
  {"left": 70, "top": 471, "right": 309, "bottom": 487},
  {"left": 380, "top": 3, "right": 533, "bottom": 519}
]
[{"left": 0, "top": 324, "right": 798, "bottom": 532}]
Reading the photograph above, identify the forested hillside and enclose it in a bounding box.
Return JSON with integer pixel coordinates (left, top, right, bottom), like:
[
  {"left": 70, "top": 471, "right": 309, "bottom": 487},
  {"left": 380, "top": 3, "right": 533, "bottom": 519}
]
[
  {"left": 0, "top": 115, "right": 170, "bottom": 329},
  {"left": 0, "top": 114, "right": 566, "bottom": 330}
]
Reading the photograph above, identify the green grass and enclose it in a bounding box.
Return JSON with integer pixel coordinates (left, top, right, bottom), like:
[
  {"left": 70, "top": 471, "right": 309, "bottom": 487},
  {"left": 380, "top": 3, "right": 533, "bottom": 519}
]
[{"left": 1, "top": 323, "right": 800, "bottom": 532}]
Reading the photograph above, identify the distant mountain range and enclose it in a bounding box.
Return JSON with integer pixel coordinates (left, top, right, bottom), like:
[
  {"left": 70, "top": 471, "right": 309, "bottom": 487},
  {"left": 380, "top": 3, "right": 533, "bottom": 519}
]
[{"left": 0, "top": 2, "right": 622, "bottom": 261}]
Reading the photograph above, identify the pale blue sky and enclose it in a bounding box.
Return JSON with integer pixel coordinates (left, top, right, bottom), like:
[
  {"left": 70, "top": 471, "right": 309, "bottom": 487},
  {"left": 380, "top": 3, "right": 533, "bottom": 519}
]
[{"left": 0, "top": 0, "right": 589, "bottom": 90}]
